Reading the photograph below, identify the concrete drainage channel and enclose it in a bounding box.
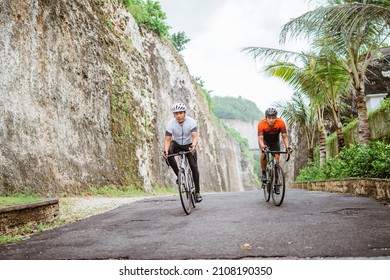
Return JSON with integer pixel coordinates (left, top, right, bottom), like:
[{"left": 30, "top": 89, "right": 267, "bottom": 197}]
[{"left": 0, "top": 199, "right": 59, "bottom": 235}]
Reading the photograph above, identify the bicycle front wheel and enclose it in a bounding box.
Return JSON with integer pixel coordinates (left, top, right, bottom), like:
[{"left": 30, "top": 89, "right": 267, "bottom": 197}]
[
  {"left": 178, "top": 168, "right": 192, "bottom": 215},
  {"left": 271, "top": 164, "right": 286, "bottom": 206},
  {"left": 187, "top": 170, "right": 196, "bottom": 208}
]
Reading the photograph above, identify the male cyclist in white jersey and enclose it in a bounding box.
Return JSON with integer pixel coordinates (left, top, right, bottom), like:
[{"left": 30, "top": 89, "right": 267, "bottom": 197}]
[{"left": 162, "top": 103, "right": 202, "bottom": 203}]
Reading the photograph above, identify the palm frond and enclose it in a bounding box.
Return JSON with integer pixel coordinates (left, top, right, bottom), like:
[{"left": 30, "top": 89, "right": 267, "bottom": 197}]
[
  {"left": 280, "top": 3, "right": 390, "bottom": 45},
  {"left": 241, "top": 47, "right": 305, "bottom": 64}
]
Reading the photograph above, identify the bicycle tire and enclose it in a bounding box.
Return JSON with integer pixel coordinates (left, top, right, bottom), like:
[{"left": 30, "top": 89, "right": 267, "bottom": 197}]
[
  {"left": 263, "top": 170, "right": 271, "bottom": 202},
  {"left": 272, "top": 164, "right": 286, "bottom": 206},
  {"left": 178, "top": 168, "right": 192, "bottom": 214}
]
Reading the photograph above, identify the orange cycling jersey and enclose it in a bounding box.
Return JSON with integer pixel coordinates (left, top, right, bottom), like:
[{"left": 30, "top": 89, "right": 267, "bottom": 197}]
[{"left": 258, "top": 118, "right": 287, "bottom": 144}]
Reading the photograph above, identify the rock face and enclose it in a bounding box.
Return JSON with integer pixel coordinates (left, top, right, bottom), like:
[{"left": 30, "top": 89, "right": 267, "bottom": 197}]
[
  {"left": 221, "top": 119, "right": 259, "bottom": 150},
  {"left": 220, "top": 119, "right": 259, "bottom": 189},
  {"left": 365, "top": 47, "right": 390, "bottom": 95},
  {"left": 0, "top": 0, "right": 245, "bottom": 195}
]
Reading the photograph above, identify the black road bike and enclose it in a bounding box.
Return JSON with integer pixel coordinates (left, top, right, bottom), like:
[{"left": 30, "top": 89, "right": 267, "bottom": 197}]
[
  {"left": 262, "top": 149, "right": 290, "bottom": 206},
  {"left": 166, "top": 151, "right": 196, "bottom": 215}
]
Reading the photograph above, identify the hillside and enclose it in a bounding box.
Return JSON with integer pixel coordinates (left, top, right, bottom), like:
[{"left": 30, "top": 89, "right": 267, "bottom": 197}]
[{"left": 212, "top": 96, "right": 264, "bottom": 122}]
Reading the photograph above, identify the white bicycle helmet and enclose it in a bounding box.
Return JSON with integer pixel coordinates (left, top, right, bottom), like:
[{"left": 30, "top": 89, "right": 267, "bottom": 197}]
[
  {"left": 265, "top": 107, "right": 278, "bottom": 116},
  {"left": 171, "top": 102, "right": 186, "bottom": 112}
]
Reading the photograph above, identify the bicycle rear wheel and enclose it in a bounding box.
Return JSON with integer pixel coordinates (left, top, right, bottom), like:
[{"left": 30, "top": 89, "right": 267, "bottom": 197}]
[
  {"left": 178, "top": 168, "right": 192, "bottom": 215},
  {"left": 271, "top": 164, "right": 285, "bottom": 206}
]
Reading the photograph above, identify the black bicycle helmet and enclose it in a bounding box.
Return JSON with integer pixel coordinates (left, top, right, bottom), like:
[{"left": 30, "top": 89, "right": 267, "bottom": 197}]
[
  {"left": 171, "top": 102, "right": 186, "bottom": 112},
  {"left": 265, "top": 107, "right": 278, "bottom": 116}
]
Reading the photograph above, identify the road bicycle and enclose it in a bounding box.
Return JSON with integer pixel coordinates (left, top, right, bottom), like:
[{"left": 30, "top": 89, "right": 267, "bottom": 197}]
[
  {"left": 166, "top": 151, "right": 196, "bottom": 215},
  {"left": 261, "top": 149, "right": 290, "bottom": 206}
]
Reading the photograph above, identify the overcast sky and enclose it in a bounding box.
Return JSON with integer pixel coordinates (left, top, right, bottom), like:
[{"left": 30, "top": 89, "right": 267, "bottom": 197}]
[{"left": 158, "top": 0, "right": 318, "bottom": 113}]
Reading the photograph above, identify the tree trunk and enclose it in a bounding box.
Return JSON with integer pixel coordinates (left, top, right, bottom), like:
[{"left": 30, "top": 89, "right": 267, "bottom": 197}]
[
  {"left": 336, "top": 125, "right": 345, "bottom": 151},
  {"left": 303, "top": 127, "right": 315, "bottom": 162},
  {"left": 355, "top": 78, "right": 371, "bottom": 144},
  {"left": 331, "top": 108, "right": 345, "bottom": 152},
  {"left": 317, "top": 122, "right": 327, "bottom": 168},
  {"left": 308, "top": 147, "right": 314, "bottom": 162}
]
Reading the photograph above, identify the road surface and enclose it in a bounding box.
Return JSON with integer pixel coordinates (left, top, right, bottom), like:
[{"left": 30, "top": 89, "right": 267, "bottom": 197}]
[{"left": 0, "top": 189, "right": 389, "bottom": 259}]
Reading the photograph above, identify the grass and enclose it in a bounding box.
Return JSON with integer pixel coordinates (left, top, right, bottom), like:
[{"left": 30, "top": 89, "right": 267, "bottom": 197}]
[
  {"left": 0, "top": 194, "right": 41, "bottom": 207},
  {"left": 88, "top": 184, "right": 176, "bottom": 197},
  {"left": 0, "top": 221, "right": 54, "bottom": 245},
  {"left": 0, "top": 235, "right": 22, "bottom": 245}
]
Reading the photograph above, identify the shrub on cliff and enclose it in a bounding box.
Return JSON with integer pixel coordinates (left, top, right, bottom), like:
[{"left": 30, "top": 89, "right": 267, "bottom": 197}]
[{"left": 122, "top": 0, "right": 170, "bottom": 37}]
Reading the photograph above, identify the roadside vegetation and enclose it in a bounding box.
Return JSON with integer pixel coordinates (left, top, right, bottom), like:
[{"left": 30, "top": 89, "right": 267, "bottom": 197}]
[
  {"left": 0, "top": 193, "right": 41, "bottom": 207},
  {"left": 296, "top": 141, "right": 390, "bottom": 182},
  {"left": 0, "top": 222, "right": 48, "bottom": 246},
  {"left": 88, "top": 184, "right": 176, "bottom": 196},
  {"left": 297, "top": 100, "right": 390, "bottom": 182}
]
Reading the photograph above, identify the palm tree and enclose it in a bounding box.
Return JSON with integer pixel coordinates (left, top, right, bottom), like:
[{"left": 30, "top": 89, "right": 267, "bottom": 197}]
[
  {"left": 279, "top": 0, "right": 390, "bottom": 144},
  {"left": 308, "top": 43, "right": 352, "bottom": 150},
  {"left": 243, "top": 45, "right": 350, "bottom": 161},
  {"left": 274, "top": 92, "right": 317, "bottom": 162}
]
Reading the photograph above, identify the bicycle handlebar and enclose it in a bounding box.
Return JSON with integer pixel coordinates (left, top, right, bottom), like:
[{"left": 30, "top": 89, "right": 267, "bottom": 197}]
[
  {"left": 165, "top": 150, "right": 192, "bottom": 158},
  {"left": 262, "top": 150, "right": 291, "bottom": 162},
  {"left": 164, "top": 150, "right": 192, "bottom": 166}
]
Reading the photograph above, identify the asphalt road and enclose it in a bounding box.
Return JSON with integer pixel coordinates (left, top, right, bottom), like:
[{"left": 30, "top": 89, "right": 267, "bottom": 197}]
[{"left": 0, "top": 189, "right": 389, "bottom": 259}]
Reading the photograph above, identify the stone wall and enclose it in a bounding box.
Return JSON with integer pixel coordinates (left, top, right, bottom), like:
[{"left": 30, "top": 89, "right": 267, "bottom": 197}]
[
  {"left": 292, "top": 179, "right": 390, "bottom": 201},
  {"left": 0, "top": 199, "right": 59, "bottom": 234}
]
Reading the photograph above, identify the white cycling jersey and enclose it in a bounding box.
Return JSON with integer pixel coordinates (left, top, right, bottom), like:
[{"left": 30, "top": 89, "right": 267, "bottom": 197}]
[{"left": 165, "top": 116, "right": 197, "bottom": 146}]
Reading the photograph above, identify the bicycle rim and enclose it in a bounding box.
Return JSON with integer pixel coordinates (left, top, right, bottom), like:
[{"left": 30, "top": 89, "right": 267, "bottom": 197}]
[
  {"left": 178, "top": 169, "right": 192, "bottom": 214},
  {"left": 272, "top": 165, "right": 285, "bottom": 206}
]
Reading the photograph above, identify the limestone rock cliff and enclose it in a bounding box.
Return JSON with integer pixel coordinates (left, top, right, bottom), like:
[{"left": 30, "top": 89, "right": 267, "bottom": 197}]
[
  {"left": 222, "top": 119, "right": 259, "bottom": 150},
  {"left": 220, "top": 119, "right": 259, "bottom": 189},
  {"left": 0, "top": 0, "right": 245, "bottom": 195}
]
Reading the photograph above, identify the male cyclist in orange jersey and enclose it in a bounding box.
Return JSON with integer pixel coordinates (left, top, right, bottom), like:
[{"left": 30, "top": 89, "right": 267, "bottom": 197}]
[{"left": 258, "top": 108, "right": 292, "bottom": 191}]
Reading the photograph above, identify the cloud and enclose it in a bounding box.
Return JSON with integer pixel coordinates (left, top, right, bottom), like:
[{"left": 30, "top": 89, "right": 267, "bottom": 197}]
[{"left": 159, "top": 0, "right": 315, "bottom": 112}]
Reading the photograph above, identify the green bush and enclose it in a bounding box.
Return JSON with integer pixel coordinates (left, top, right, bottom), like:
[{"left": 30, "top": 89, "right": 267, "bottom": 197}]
[
  {"left": 296, "top": 141, "right": 390, "bottom": 181},
  {"left": 122, "top": 0, "right": 170, "bottom": 37},
  {"left": 296, "top": 161, "right": 324, "bottom": 182},
  {"left": 169, "top": 31, "right": 190, "bottom": 52},
  {"left": 340, "top": 141, "right": 390, "bottom": 178}
]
